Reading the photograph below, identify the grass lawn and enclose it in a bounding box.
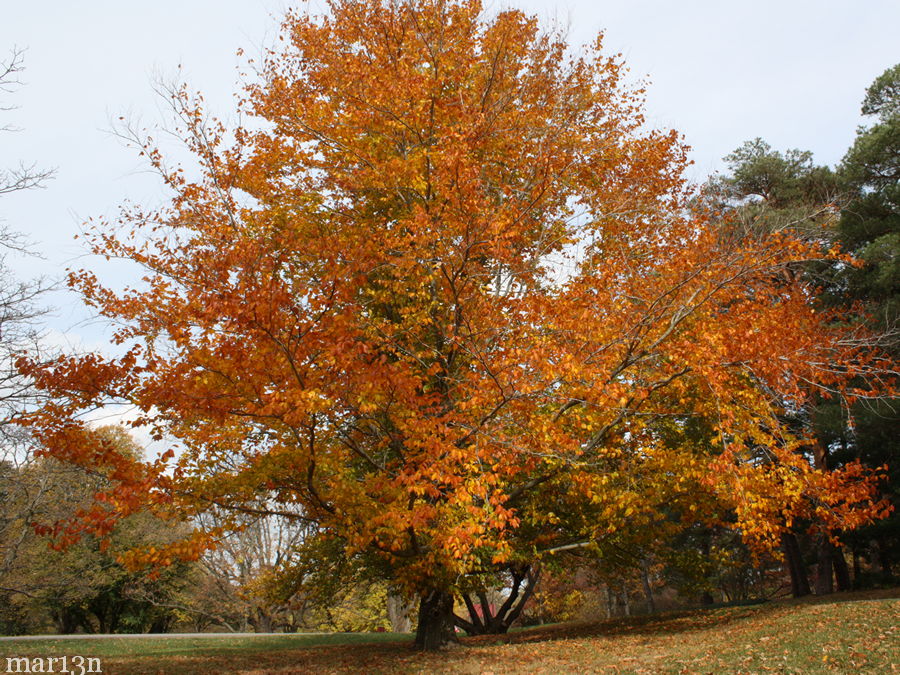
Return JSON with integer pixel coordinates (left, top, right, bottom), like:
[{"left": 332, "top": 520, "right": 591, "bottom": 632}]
[{"left": 0, "top": 589, "right": 896, "bottom": 673}]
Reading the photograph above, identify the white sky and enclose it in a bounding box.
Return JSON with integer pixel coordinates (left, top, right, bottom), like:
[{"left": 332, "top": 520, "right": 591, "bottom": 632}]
[{"left": 2, "top": 0, "right": 899, "bottom": 348}]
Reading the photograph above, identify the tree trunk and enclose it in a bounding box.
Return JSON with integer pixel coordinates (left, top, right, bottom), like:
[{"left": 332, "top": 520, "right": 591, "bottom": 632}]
[
  {"left": 698, "top": 530, "right": 715, "bottom": 605},
  {"left": 252, "top": 606, "right": 274, "bottom": 633},
  {"left": 811, "top": 447, "right": 833, "bottom": 597},
  {"left": 53, "top": 608, "right": 79, "bottom": 635},
  {"left": 456, "top": 565, "right": 540, "bottom": 635},
  {"left": 815, "top": 536, "right": 834, "bottom": 595},
  {"left": 386, "top": 589, "right": 414, "bottom": 633},
  {"left": 640, "top": 558, "right": 656, "bottom": 614},
  {"left": 782, "top": 532, "right": 811, "bottom": 597},
  {"left": 414, "top": 590, "right": 456, "bottom": 650},
  {"left": 876, "top": 536, "right": 894, "bottom": 583},
  {"left": 832, "top": 545, "right": 851, "bottom": 591}
]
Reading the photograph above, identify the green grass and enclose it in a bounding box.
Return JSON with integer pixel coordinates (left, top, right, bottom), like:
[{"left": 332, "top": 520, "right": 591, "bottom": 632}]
[
  {"left": 1, "top": 589, "right": 897, "bottom": 673},
  {"left": 0, "top": 631, "right": 404, "bottom": 659}
]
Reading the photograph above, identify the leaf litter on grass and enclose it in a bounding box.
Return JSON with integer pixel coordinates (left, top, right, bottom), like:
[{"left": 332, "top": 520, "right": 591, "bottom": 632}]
[{"left": 40, "top": 590, "right": 900, "bottom": 674}]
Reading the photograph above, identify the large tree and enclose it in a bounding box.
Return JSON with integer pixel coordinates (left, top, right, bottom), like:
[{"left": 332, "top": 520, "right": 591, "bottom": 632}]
[
  {"left": 825, "top": 63, "right": 900, "bottom": 585},
  {"left": 702, "top": 65, "right": 900, "bottom": 595},
  {"left": 19, "top": 1, "right": 892, "bottom": 649},
  {"left": 704, "top": 138, "right": 844, "bottom": 596}
]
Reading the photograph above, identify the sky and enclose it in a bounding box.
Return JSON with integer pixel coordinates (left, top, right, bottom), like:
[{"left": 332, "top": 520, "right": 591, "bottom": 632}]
[{"left": 2, "top": 0, "right": 899, "bottom": 351}]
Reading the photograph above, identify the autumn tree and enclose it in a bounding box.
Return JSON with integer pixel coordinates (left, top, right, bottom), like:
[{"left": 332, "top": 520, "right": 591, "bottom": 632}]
[
  {"left": 20, "top": 0, "right": 894, "bottom": 649},
  {"left": 704, "top": 140, "right": 842, "bottom": 596},
  {"left": 710, "top": 66, "right": 900, "bottom": 595},
  {"left": 0, "top": 427, "right": 195, "bottom": 634}
]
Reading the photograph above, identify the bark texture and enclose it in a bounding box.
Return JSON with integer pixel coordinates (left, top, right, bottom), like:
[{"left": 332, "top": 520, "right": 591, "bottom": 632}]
[
  {"left": 415, "top": 590, "right": 456, "bottom": 650},
  {"left": 783, "top": 532, "right": 811, "bottom": 597}
]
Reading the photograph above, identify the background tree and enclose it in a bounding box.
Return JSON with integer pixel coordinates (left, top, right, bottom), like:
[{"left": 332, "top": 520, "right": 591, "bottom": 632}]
[
  {"left": 824, "top": 63, "right": 900, "bottom": 587},
  {"left": 0, "top": 46, "right": 55, "bottom": 614},
  {"left": 20, "top": 0, "right": 893, "bottom": 650},
  {"left": 1, "top": 48, "right": 53, "bottom": 199},
  {"left": 0, "top": 46, "right": 53, "bottom": 444},
  {"left": 700, "top": 140, "right": 838, "bottom": 597},
  {"left": 0, "top": 427, "right": 195, "bottom": 634},
  {"left": 193, "top": 506, "right": 315, "bottom": 632},
  {"left": 263, "top": 528, "right": 412, "bottom": 632},
  {"left": 704, "top": 64, "right": 900, "bottom": 596}
]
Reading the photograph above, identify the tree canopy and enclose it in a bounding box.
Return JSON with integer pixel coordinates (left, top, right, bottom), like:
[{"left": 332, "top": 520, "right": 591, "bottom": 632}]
[{"left": 18, "top": 0, "right": 894, "bottom": 648}]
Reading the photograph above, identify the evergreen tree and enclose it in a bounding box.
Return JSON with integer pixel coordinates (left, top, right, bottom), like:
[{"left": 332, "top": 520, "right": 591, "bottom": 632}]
[{"left": 826, "top": 64, "right": 900, "bottom": 585}]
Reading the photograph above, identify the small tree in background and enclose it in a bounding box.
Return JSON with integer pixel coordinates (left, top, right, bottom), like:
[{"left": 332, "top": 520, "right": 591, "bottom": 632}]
[{"left": 1, "top": 427, "right": 195, "bottom": 634}]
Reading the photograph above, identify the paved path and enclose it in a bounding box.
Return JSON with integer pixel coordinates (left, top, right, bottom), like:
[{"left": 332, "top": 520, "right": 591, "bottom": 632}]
[{"left": 0, "top": 632, "right": 329, "bottom": 641}]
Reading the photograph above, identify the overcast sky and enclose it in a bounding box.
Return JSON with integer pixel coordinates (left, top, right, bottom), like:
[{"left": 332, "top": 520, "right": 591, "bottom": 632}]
[{"left": 2, "top": 0, "right": 899, "bottom": 350}]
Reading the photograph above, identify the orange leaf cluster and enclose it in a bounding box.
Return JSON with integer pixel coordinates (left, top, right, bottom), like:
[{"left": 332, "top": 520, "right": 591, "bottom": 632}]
[{"left": 19, "top": 0, "right": 893, "bottom": 593}]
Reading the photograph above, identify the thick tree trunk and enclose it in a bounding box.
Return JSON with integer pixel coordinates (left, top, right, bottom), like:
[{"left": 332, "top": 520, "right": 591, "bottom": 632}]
[
  {"left": 53, "top": 608, "right": 81, "bottom": 635},
  {"left": 456, "top": 565, "right": 540, "bottom": 635},
  {"left": 414, "top": 590, "right": 456, "bottom": 650},
  {"left": 810, "top": 447, "right": 833, "bottom": 597},
  {"left": 782, "top": 532, "right": 811, "bottom": 597},
  {"left": 832, "top": 545, "right": 851, "bottom": 591},
  {"left": 815, "top": 537, "right": 834, "bottom": 595}
]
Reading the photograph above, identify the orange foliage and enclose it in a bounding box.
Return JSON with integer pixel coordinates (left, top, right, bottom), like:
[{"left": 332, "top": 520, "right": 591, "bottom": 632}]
[{"left": 19, "top": 0, "right": 892, "bottom": 600}]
